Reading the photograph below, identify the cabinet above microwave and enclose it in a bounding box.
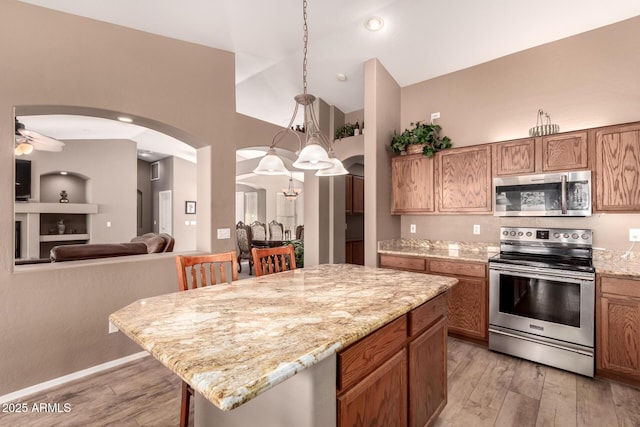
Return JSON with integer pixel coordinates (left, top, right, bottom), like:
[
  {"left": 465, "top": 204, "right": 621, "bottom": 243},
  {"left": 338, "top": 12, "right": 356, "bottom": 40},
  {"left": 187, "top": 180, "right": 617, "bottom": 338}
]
[{"left": 494, "top": 171, "right": 592, "bottom": 217}]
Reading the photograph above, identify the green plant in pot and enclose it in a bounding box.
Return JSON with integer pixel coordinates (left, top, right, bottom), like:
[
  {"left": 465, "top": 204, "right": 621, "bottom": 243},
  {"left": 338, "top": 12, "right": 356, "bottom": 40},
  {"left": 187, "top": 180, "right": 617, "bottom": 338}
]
[
  {"left": 390, "top": 121, "right": 452, "bottom": 157},
  {"left": 335, "top": 123, "right": 355, "bottom": 140}
]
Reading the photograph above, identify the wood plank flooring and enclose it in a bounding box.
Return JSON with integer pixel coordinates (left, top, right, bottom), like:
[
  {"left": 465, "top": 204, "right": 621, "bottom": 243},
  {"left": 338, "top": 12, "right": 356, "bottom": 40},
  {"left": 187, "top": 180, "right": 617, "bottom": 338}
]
[{"left": 1, "top": 337, "right": 639, "bottom": 426}]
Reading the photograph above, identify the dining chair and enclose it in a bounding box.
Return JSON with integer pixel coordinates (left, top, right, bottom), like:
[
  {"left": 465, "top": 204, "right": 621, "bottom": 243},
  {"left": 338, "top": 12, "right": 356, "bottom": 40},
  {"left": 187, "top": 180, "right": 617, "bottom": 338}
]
[
  {"left": 235, "top": 221, "right": 253, "bottom": 274},
  {"left": 251, "top": 244, "right": 297, "bottom": 277},
  {"left": 295, "top": 224, "right": 304, "bottom": 241},
  {"left": 174, "top": 251, "right": 238, "bottom": 427},
  {"left": 250, "top": 220, "right": 267, "bottom": 240},
  {"left": 268, "top": 220, "right": 284, "bottom": 240}
]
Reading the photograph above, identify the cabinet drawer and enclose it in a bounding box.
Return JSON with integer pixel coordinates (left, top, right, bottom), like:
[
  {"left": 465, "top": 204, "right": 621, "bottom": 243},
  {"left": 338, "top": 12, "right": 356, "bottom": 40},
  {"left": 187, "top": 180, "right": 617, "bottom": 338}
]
[
  {"left": 338, "top": 315, "right": 407, "bottom": 391},
  {"left": 429, "top": 259, "right": 486, "bottom": 278},
  {"left": 600, "top": 276, "right": 640, "bottom": 299},
  {"left": 409, "top": 292, "right": 448, "bottom": 337},
  {"left": 379, "top": 255, "right": 426, "bottom": 272}
]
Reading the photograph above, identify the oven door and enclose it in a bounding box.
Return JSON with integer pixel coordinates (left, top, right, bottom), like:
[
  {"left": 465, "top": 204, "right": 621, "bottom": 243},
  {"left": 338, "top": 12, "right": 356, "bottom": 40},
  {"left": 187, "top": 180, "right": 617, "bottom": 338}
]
[{"left": 489, "top": 263, "right": 594, "bottom": 348}]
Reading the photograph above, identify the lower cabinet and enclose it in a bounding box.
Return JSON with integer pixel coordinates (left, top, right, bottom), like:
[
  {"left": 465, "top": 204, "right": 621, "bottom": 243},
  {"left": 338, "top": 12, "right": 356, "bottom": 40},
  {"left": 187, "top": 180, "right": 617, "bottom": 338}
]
[
  {"left": 379, "top": 254, "right": 488, "bottom": 344},
  {"left": 337, "top": 292, "right": 448, "bottom": 427},
  {"left": 345, "top": 240, "right": 365, "bottom": 265},
  {"left": 596, "top": 274, "right": 640, "bottom": 386}
]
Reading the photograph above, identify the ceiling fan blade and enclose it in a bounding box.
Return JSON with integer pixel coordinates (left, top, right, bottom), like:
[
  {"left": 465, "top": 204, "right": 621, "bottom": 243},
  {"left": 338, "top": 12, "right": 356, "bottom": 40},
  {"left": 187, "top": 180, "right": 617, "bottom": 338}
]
[
  {"left": 19, "top": 129, "right": 65, "bottom": 148},
  {"left": 29, "top": 139, "right": 64, "bottom": 152}
]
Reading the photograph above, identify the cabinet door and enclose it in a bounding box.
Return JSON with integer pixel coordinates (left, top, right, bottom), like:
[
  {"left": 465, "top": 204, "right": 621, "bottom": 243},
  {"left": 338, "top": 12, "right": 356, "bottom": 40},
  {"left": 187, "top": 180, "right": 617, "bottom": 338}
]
[
  {"left": 438, "top": 145, "right": 492, "bottom": 213},
  {"left": 409, "top": 317, "right": 447, "bottom": 427},
  {"left": 345, "top": 241, "right": 353, "bottom": 264},
  {"left": 338, "top": 349, "right": 407, "bottom": 427},
  {"left": 345, "top": 175, "right": 353, "bottom": 214},
  {"left": 541, "top": 131, "right": 588, "bottom": 171},
  {"left": 352, "top": 176, "right": 365, "bottom": 213},
  {"left": 595, "top": 124, "right": 640, "bottom": 211},
  {"left": 493, "top": 138, "right": 535, "bottom": 176},
  {"left": 352, "top": 240, "right": 364, "bottom": 265},
  {"left": 598, "top": 295, "right": 640, "bottom": 378},
  {"left": 447, "top": 276, "right": 488, "bottom": 341},
  {"left": 391, "top": 155, "right": 435, "bottom": 214}
]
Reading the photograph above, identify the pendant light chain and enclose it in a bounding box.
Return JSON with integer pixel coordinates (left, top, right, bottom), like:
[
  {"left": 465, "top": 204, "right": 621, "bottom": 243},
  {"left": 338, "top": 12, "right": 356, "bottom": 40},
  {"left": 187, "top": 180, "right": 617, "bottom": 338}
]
[{"left": 302, "top": 0, "right": 308, "bottom": 95}]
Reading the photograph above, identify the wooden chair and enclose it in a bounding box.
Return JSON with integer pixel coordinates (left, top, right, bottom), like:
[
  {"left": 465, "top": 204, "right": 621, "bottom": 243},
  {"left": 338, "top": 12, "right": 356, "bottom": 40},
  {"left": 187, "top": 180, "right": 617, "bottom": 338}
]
[
  {"left": 250, "top": 220, "right": 267, "bottom": 241},
  {"left": 251, "top": 245, "right": 297, "bottom": 277},
  {"left": 174, "top": 251, "right": 238, "bottom": 426},
  {"left": 268, "top": 220, "right": 284, "bottom": 240},
  {"left": 235, "top": 221, "right": 253, "bottom": 274},
  {"left": 295, "top": 224, "right": 304, "bottom": 241}
]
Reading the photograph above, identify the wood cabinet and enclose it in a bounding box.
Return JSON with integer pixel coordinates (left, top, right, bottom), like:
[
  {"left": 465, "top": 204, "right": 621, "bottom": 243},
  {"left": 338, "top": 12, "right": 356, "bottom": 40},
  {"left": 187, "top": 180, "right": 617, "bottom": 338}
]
[
  {"left": 594, "top": 123, "right": 640, "bottom": 212},
  {"left": 379, "top": 254, "right": 488, "bottom": 344},
  {"left": 596, "top": 275, "right": 640, "bottom": 387},
  {"left": 541, "top": 131, "right": 589, "bottom": 171},
  {"left": 391, "top": 154, "right": 435, "bottom": 214},
  {"left": 437, "top": 145, "right": 492, "bottom": 213},
  {"left": 337, "top": 293, "right": 448, "bottom": 427},
  {"left": 493, "top": 138, "right": 536, "bottom": 176},
  {"left": 345, "top": 240, "right": 364, "bottom": 265},
  {"left": 345, "top": 174, "right": 365, "bottom": 214}
]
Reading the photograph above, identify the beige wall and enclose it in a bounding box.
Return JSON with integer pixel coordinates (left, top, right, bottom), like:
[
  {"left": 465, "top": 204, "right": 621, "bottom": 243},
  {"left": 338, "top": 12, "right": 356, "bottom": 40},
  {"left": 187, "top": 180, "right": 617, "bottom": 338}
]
[
  {"left": 397, "top": 16, "right": 640, "bottom": 250},
  {"left": 172, "top": 156, "right": 198, "bottom": 252},
  {"left": 0, "top": 1, "right": 237, "bottom": 395}
]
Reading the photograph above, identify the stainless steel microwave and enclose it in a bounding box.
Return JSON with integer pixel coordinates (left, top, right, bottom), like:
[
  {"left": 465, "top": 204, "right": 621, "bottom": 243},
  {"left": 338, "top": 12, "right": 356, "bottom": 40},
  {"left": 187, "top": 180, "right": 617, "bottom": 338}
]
[{"left": 493, "top": 171, "right": 591, "bottom": 217}]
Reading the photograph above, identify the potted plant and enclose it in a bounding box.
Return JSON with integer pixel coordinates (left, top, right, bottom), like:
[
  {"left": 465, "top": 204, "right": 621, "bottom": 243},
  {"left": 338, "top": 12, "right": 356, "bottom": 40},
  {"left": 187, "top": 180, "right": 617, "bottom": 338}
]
[
  {"left": 335, "top": 123, "right": 355, "bottom": 140},
  {"left": 390, "top": 121, "right": 452, "bottom": 157}
]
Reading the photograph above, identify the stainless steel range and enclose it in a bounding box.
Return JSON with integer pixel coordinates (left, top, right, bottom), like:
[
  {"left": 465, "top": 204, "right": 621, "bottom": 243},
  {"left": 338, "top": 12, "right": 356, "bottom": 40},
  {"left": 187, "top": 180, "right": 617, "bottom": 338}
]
[{"left": 488, "top": 226, "right": 595, "bottom": 377}]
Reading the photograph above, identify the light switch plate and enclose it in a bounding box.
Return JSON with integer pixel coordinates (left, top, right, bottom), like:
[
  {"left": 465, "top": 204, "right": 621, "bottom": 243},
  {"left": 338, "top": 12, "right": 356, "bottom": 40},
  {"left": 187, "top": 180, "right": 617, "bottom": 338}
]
[
  {"left": 410, "top": 224, "right": 416, "bottom": 233},
  {"left": 630, "top": 228, "right": 640, "bottom": 242}
]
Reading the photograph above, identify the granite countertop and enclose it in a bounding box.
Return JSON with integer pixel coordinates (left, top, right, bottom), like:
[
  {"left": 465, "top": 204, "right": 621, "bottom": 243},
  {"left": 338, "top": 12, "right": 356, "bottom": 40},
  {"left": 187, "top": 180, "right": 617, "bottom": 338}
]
[
  {"left": 109, "top": 264, "right": 457, "bottom": 411},
  {"left": 378, "top": 239, "right": 499, "bottom": 263},
  {"left": 378, "top": 239, "right": 640, "bottom": 278}
]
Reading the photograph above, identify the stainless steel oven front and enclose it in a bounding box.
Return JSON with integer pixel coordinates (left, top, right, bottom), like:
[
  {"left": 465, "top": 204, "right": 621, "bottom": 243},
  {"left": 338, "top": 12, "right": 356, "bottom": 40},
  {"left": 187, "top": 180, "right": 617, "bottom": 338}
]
[{"left": 489, "top": 262, "right": 595, "bottom": 377}]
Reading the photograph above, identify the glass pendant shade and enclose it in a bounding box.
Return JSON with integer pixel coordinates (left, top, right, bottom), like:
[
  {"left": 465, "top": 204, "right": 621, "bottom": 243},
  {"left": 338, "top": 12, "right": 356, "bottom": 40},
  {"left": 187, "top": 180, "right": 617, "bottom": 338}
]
[
  {"left": 14, "top": 142, "right": 34, "bottom": 155},
  {"left": 253, "top": 148, "right": 289, "bottom": 175},
  {"left": 292, "top": 142, "right": 332, "bottom": 170},
  {"left": 315, "top": 157, "right": 349, "bottom": 176}
]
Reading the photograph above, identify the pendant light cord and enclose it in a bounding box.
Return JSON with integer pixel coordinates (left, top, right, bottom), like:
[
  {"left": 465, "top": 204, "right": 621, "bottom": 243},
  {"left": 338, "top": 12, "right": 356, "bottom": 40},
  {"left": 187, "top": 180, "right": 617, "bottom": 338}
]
[{"left": 302, "top": 0, "right": 308, "bottom": 96}]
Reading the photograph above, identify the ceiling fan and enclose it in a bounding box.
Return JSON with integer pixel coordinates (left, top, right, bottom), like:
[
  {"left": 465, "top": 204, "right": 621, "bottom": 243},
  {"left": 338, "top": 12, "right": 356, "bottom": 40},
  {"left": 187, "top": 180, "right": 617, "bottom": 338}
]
[{"left": 15, "top": 117, "right": 65, "bottom": 155}]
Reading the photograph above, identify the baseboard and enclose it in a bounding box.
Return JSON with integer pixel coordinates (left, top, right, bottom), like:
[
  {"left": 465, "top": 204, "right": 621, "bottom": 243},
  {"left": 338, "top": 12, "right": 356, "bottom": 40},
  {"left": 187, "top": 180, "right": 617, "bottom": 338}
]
[{"left": 0, "top": 351, "right": 149, "bottom": 404}]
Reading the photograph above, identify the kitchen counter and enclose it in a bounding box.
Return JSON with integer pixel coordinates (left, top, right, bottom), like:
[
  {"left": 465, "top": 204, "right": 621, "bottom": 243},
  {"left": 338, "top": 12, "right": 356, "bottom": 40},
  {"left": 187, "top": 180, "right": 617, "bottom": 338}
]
[
  {"left": 379, "top": 239, "right": 640, "bottom": 278},
  {"left": 378, "top": 239, "right": 498, "bottom": 263},
  {"left": 108, "top": 263, "right": 457, "bottom": 414}
]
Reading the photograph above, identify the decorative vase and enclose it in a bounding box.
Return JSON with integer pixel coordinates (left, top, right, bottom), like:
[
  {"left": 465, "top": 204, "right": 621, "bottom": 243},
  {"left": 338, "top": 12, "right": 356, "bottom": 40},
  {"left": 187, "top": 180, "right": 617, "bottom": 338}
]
[{"left": 57, "top": 220, "right": 65, "bottom": 235}]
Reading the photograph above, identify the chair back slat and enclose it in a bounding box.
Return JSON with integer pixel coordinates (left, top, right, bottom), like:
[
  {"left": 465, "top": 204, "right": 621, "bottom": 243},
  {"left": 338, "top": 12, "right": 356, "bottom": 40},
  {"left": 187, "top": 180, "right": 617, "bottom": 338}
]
[
  {"left": 175, "top": 251, "right": 238, "bottom": 291},
  {"left": 251, "top": 245, "right": 296, "bottom": 277}
]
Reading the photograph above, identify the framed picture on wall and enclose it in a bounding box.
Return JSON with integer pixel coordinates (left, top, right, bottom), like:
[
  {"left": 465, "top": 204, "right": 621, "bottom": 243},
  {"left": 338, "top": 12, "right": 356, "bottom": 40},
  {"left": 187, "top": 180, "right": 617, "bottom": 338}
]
[{"left": 185, "top": 201, "right": 196, "bottom": 214}]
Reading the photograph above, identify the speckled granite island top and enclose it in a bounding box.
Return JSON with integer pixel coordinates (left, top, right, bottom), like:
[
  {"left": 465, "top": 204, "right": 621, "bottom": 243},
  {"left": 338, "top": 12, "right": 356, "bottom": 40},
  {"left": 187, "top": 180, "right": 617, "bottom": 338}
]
[{"left": 109, "top": 263, "right": 457, "bottom": 411}]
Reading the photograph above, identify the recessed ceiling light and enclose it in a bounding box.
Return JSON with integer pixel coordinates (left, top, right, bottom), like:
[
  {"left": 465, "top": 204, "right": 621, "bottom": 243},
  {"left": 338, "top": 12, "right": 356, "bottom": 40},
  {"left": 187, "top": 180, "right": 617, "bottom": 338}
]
[
  {"left": 60, "top": 171, "right": 68, "bottom": 175},
  {"left": 140, "top": 152, "right": 151, "bottom": 158},
  {"left": 336, "top": 73, "right": 347, "bottom": 82},
  {"left": 117, "top": 116, "right": 133, "bottom": 123},
  {"left": 364, "top": 17, "right": 384, "bottom": 31}
]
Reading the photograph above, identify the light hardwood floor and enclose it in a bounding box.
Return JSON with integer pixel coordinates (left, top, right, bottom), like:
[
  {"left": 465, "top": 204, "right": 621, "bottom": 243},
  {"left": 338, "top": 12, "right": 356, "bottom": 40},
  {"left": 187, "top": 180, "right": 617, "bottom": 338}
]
[{"left": 1, "top": 337, "right": 639, "bottom": 426}]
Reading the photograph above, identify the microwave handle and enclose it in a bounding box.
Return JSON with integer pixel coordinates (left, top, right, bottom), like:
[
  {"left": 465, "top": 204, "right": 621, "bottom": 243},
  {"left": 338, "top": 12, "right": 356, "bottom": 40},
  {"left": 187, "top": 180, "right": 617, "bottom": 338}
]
[{"left": 561, "top": 175, "right": 567, "bottom": 214}]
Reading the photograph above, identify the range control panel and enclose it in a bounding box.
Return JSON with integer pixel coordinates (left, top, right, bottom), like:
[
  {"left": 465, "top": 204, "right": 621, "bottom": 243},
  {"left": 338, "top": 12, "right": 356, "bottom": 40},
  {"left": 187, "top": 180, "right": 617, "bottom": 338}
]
[{"left": 500, "top": 227, "right": 592, "bottom": 245}]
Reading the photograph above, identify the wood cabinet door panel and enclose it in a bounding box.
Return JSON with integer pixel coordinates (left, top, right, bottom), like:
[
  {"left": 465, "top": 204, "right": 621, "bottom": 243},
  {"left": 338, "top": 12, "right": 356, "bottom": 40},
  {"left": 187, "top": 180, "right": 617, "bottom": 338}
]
[
  {"left": 391, "top": 155, "right": 435, "bottom": 213},
  {"left": 599, "top": 296, "right": 640, "bottom": 376},
  {"left": 494, "top": 138, "right": 535, "bottom": 176},
  {"left": 352, "top": 176, "right": 365, "bottom": 213},
  {"left": 447, "top": 277, "right": 487, "bottom": 340},
  {"left": 345, "top": 175, "right": 353, "bottom": 214},
  {"left": 438, "top": 146, "right": 492, "bottom": 212},
  {"left": 379, "top": 255, "right": 427, "bottom": 272},
  {"left": 409, "top": 317, "right": 447, "bottom": 427},
  {"left": 428, "top": 259, "right": 486, "bottom": 278},
  {"left": 409, "top": 292, "right": 447, "bottom": 337},
  {"left": 338, "top": 316, "right": 407, "bottom": 391},
  {"left": 541, "top": 131, "right": 588, "bottom": 171},
  {"left": 595, "top": 125, "right": 640, "bottom": 211},
  {"left": 338, "top": 349, "right": 408, "bottom": 427}
]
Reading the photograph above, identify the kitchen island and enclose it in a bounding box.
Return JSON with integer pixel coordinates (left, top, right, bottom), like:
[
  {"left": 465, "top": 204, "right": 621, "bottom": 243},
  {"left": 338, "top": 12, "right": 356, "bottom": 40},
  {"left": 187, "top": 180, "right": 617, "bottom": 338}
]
[{"left": 109, "top": 263, "right": 457, "bottom": 426}]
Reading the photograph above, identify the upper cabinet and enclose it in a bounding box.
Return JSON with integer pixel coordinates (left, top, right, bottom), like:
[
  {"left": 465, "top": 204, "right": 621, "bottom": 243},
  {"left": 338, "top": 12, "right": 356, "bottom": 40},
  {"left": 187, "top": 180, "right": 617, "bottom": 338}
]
[
  {"left": 438, "top": 145, "right": 492, "bottom": 213},
  {"left": 493, "top": 138, "right": 536, "bottom": 176},
  {"left": 391, "top": 155, "right": 435, "bottom": 214},
  {"left": 541, "top": 131, "right": 589, "bottom": 171},
  {"left": 595, "top": 123, "right": 640, "bottom": 212}
]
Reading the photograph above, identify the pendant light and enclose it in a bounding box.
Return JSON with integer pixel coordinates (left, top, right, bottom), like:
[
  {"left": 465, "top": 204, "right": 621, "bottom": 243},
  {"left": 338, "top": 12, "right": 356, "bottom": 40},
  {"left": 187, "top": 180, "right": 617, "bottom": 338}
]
[
  {"left": 254, "top": 0, "right": 348, "bottom": 176},
  {"left": 282, "top": 174, "right": 302, "bottom": 200},
  {"left": 315, "top": 148, "right": 348, "bottom": 176}
]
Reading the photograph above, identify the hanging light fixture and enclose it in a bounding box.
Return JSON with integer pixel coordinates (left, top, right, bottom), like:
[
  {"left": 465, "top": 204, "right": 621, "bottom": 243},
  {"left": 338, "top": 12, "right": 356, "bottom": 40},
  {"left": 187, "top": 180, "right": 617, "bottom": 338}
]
[
  {"left": 254, "top": 0, "right": 348, "bottom": 176},
  {"left": 282, "top": 174, "right": 302, "bottom": 200},
  {"left": 315, "top": 148, "right": 348, "bottom": 176}
]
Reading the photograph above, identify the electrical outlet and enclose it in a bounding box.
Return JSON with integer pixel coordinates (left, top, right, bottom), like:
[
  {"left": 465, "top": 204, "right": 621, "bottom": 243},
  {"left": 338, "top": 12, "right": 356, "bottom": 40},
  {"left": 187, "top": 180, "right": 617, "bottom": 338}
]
[
  {"left": 410, "top": 224, "right": 416, "bottom": 234},
  {"left": 630, "top": 228, "right": 640, "bottom": 242},
  {"left": 430, "top": 112, "right": 440, "bottom": 121},
  {"left": 473, "top": 224, "right": 480, "bottom": 235}
]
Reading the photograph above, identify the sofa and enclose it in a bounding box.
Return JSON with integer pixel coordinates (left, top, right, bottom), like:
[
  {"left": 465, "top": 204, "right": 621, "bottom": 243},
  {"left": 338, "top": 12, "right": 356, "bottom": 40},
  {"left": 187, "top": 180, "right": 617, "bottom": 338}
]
[{"left": 49, "top": 233, "right": 175, "bottom": 262}]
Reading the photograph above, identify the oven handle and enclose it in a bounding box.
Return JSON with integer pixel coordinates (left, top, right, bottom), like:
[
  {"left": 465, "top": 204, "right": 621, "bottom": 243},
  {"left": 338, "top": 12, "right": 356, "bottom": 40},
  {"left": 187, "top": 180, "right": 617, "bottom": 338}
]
[
  {"left": 490, "top": 263, "right": 594, "bottom": 283},
  {"left": 489, "top": 328, "right": 594, "bottom": 357}
]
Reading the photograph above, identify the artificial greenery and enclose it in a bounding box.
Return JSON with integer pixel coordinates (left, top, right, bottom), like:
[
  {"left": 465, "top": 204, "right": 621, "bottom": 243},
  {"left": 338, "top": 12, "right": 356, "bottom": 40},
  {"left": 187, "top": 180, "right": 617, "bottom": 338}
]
[
  {"left": 335, "top": 123, "right": 355, "bottom": 140},
  {"left": 286, "top": 239, "right": 304, "bottom": 268},
  {"left": 390, "top": 121, "right": 452, "bottom": 157}
]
